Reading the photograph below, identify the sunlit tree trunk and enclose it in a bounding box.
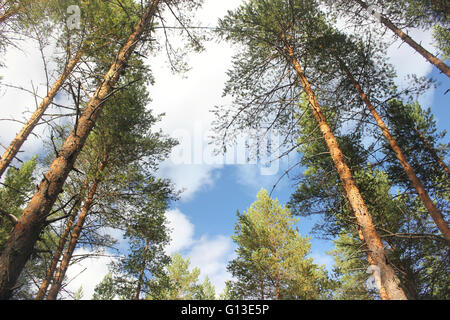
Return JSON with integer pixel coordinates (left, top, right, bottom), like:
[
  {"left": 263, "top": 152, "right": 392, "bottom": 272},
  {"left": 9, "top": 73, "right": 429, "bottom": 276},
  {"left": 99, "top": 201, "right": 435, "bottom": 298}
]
[
  {"left": 46, "top": 156, "right": 108, "bottom": 300},
  {"left": 340, "top": 60, "right": 450, "bottom": 242},
  {"left": 283, "top": 36, "right": 407, "bottom": 300},
  {"left": 0, "top": 7, "right": 19, "bottom": 24},
  {"left": 354, "top": 0, "right": 450, "bottom": 77},
  {"left": 357, "top": 229, "right": 389, "bottom": 300},
  {"left": 0, "top": 0, "right": 160, "bottom": 300},
  {"left": 135, "top": 240, "right": 150, "bottom": 300},
  {"left": 0, "top": 49, "right": 83, "bottom": 179}
]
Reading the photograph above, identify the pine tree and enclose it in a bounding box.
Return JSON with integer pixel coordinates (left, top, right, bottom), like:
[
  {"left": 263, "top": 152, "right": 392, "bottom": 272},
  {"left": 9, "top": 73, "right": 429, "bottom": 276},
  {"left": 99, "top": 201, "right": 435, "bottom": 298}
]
[
  {"left": 40, "top": 66, "right": 176, "bottom": 299},
  {"left": 0, "top": 157, "right": 37, "bottom": 251},
  {"left": 228, "top": 189, "right": 331, "bottom": 300},
  {"left": 321, "top": 0, "right": 450, "bottom": 77},
  {"left": 215, "top": 0, "right": 407, "bottom": 299},
  {"left": 92, "top": 273, "right": 116, "bottom": 300},
  {"left": 289, "top": 107, "right": 449, "bottom": 299},
  {"left": 148, "top": 253, "right": 203, "bottom": 300}
]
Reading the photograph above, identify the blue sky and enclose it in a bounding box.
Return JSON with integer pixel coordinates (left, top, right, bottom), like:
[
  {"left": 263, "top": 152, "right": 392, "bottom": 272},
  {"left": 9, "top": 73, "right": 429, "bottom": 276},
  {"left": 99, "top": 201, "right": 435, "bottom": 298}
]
[
  {"left": 0, "top": 1, "right": 448, "bottom": 299},
  {"left": 143, "top": 1, "right": 450, "bottom": 295}
]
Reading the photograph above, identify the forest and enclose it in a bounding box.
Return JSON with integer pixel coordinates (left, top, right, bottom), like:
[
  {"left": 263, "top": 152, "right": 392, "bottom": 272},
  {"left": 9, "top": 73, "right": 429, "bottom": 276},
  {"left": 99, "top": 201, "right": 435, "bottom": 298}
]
[{"left": 0, "top": 0, "right": 448, "bottom": 301}]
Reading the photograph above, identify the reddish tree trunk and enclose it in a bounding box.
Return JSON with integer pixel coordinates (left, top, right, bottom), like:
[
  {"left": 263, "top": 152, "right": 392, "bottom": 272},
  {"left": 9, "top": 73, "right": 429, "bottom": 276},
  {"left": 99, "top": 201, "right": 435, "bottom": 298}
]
[
  {"left": 135, "top": 240, "right": 150, "bottom": 300},
  {"left": 358, "top": 229, "right": 389, "bottom": 300},
  {"left": 0, "top": 0, "right": 160, "bottom": 300},
  {"left": 340, "top": 61, "right": 450, "bottom": 242},
  {"left": 0, "top": 49, "right": 83, "bottom": 179},
  {"left": 354, "top": 0, "right": 450, "bottom": 77},
  {"left": 0, "top": 2, "right": 26, "bottom": 24},
  {"left": 283, "top": 37, "right": 407, "bottom": 300},
  {"left": 46, "top": 157, "right": 108, "bottom": 300},
  {"left": 0, "top": 8, "right": 17, "bottom": 23},
  {"left": 35, "top": 203, "right": 79, "bottom": 300}
]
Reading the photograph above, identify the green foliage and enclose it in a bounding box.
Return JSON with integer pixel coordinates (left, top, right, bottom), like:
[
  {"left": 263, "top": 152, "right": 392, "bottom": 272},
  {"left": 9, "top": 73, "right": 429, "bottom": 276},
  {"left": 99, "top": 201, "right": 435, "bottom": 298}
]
[
  {"left": 92, "top": 273, "right": 117, "bottom": 300},
  {"left": 289, "top": 99, "right": 450, "bottom": 299},
  {"left": 320, "top": 0, "right": 450, "bottom": 58},
  {"left": 147, "top": 253, "right": 215, "bottom": 300},
  {"left": 73, "top": 286, "right": 84, "bottom": 300},
  {"left": 228, "top": 189, "right": 331, "bottom": 300},
  {"left": 0, "top": 156, "right": 37, "bottom": 251},
  {"left": 218, "top": 281, "right": 240, "bottom": 300},
  {"left": 193, "top": 276, "right": 216, "bottom": 300},
  {"left": 328, "top": 233, "right": 374, "bottom": 300},
  {"left": 433, "top": 24, "right": 450, "bottom": 60},
  {"left": 383, "top": 99, "right": 449, "bottom": 190}
]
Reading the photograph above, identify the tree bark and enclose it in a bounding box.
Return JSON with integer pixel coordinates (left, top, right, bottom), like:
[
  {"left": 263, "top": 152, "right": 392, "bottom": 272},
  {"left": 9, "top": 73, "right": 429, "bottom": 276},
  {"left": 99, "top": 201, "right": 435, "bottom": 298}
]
[
  {"left": 46, "top": 156, "right": 108, "bottom": 300},
  {"left": 275, "top": 274, "right": 281, "bottom": 300},
  {"left": 357, "top": 229, "right": 389, "bottom": 300},
  {"left": 259, "top": 277, "right": 265, "bottom": 300},
  {"left": 0, "top": 0, "right": 160, "bottom": 300},
  {"left": 0, "top": 49, "right": 83, "bottom": 179},
  {"left": 282, "top": 37, "right": 407, "bottom": 300},
  {"left": 135, "top": 240, "right": 150, "bottom": 300},
  {"left": 354, "top": 0, "right": 450, "bottom": 77},
  {"left": 340, "top": 61, "right": 450, "bottom": 242},
  {"left": 35, "top": 192, "right": 85, "bottom": 299}
]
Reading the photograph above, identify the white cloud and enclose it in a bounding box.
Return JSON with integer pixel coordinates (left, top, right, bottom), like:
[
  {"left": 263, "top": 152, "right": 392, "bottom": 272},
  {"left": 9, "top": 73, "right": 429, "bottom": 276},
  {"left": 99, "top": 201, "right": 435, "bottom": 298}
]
[
  {"left": 62, "top": 248, "right": 117, "bottom": 300},
  {"left": 165, "top": 208, "right": 235, "bottom": 295},
  {"left": 310, "top": 252, "right": 335, "bottom": 273},
  {"left": 158, "top": 162, "right": 222, "bottom": 202},
  {"left": 147, "top": 1, "right": 242, "bottom": 202},
  {"left": 0, "top": 39, "right": 59, "bottom": 161},
  {"left": 387, "top": 28, "right": 434, "bottom": 82},
  {"left": 187, "top": 235, "right": 235, "bottom": 294},
  {"left": 165, "top": 208, "right": 195, "bottom": 254},
  {"left": 386, "top": 28, "right": 436, "bottom": 108}
]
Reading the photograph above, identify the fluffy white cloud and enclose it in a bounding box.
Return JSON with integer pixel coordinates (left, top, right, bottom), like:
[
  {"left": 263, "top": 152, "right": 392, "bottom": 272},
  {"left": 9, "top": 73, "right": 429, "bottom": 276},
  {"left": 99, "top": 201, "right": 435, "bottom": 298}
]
[
  {"left": 62, "top": 248, "right": 117, "bottom": 300},
  {"left": 158, "top": 163, "right": 222, "bottom": 201},
  {"left": 165, "top": 208, "right": 195, "bottom": 254},
  {"left": 386, "top": 28, "right": 436, "bottom": 107},
  {"left": 309, "top": 252, "right": 335, "bottom": 273},
  {"left": 147, "top": 1, "right": 242, "bottom": 202},
  {"left": 165, "top": 208, "right": 235, "bottom": 295},
  {"left": 387, "top": 28, "right": 434, "bottom": 82},
  {"left": 187, "top": 235, "right": 235, "bottom": 294},
  {"left": 0, "top": 39, "right": 59, "bottom": 160}
]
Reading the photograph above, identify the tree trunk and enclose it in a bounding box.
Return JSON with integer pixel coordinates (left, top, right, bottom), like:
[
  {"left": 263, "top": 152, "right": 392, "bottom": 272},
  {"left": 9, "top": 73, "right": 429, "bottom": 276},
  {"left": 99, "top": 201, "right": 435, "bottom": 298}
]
[
  {"left": 0, "top": 49, "right": 83, "bottom": 179},
  {"left": 46, "top": 156, "right": 108, "bottom": 300},
  {"left": 0, "top": 0, "right": 160, "bottom": 300},
  {"left": 414, "top": 128, "right": 450, "bottom": 176},
  {"left": 135, "top": 240, "right": 150, "bottom": 300},
  {"left": 354, "top": 0, "right": 450, "bottom": 77},
  {"left": 259, "top": 276, "right": 265, "bottom": 300},
  {"left": 283, "top": 37, "right": 407, "bottom": 300},
  {"left": 35, "top": 205, "right": 78, "bottom": 300},
  {"left": 275, "top": 274, "right": 281, "bottom": 300},
  {"left": 340, "top": 61, "right": 450, "bottom": 242},
  {"left": 35, "top": 187, "right": 87, "bottom": 300},
  {"left": 357, "top": 229, "right": 389, "bottom": 300}
]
